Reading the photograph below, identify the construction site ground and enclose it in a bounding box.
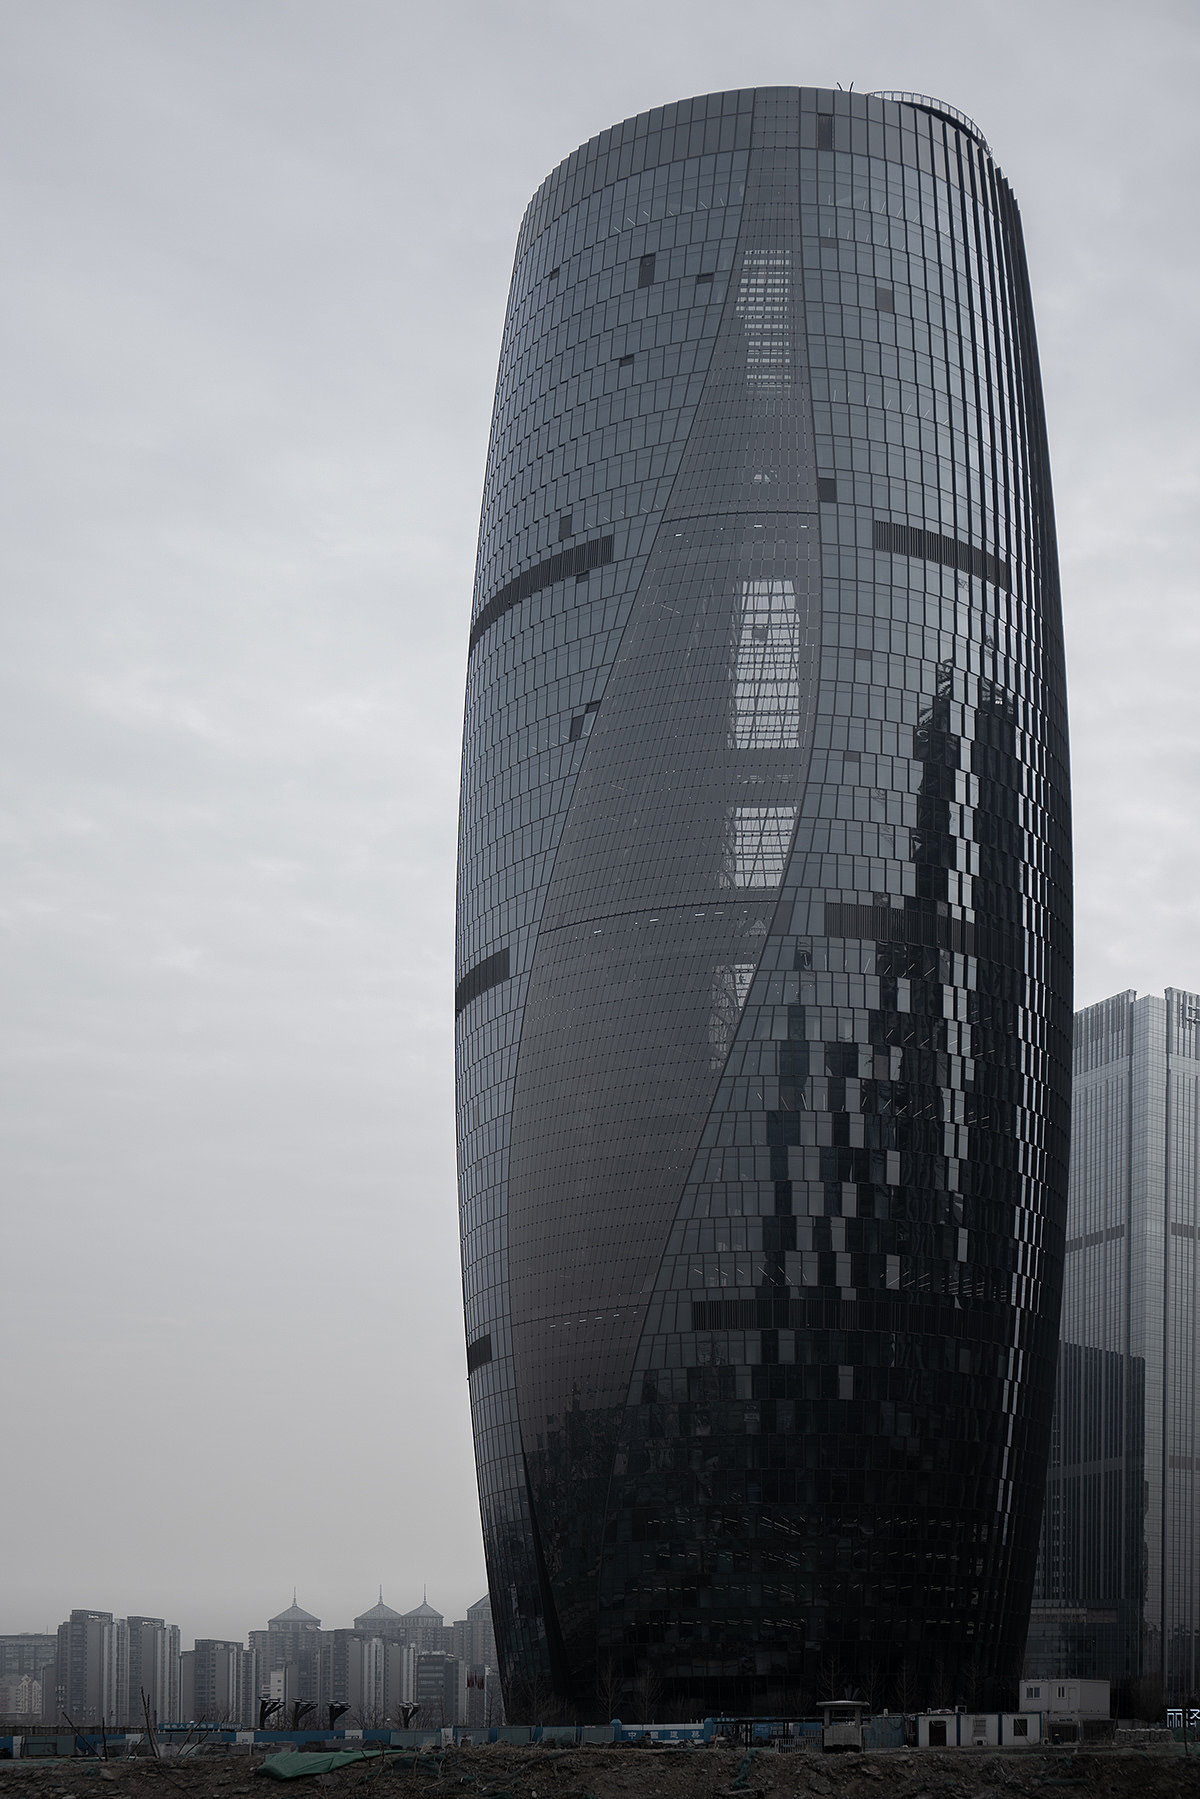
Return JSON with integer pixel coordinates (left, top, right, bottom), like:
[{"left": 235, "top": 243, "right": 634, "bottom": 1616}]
[{"left": 3, "top": 1742, "right": 1200, "bottom": 1799}]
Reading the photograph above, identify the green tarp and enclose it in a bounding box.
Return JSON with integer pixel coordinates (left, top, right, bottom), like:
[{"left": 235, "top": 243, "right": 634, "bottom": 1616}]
[
  {"left": 256, "top": 1750, "right": 380, "bottom": 1779},
  {"left": 256, "top": 1749, "right": 443, "bottom": 1781}
]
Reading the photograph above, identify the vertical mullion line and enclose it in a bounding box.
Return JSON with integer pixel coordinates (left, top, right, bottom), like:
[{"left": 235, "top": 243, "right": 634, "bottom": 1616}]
[
  {"left": 983, "top": 158, "right": 1020, "bottom": 710},
  {"left": 1162, "top": 997, "right": 1172, "bottom": 1683},
  {"left": 970, "top": 142, "right": 1009, "bottom": 697},
  {"left": 954, "top": 130, "right": 986, "bottom": 679},
  {"left": 992, "top": 177, "right": 1033, "bottom": 662},
  {"left": 963, "top": 143, "right": 1037, "bottom": 1447},
  {"left": 925, "top": 115, "right": 960, "bottom": 561},
  {"left": 1008, "top": 171, "right": 1063, "bottom": 733},
  {"left": 953, "top": 130, "right": 988, "bottom": 566},
  {"left": 1193, "top": 1043, "right": 1200, "bottom": 1689},
  {"left": 942, "top": 119, "right": 973, "bottom": 569},
  {"left": 976, "top": 148, "right": 1012, "bottom": 618},
  {"left": 1120, "top": 999, "right": 1133, "bottom": 1666}
]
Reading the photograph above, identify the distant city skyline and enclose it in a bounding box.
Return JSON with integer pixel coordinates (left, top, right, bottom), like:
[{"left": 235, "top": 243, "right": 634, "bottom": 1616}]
[
  {"left": 0, "top": 1589, "right": 487, "bottom": 1655},
  {"left": 1, "top": 1590, "right": 498, "bottom": 1729}
]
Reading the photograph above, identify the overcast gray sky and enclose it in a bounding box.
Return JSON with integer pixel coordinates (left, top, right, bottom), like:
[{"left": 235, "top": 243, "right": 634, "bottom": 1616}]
[{"left": 2, "top": 0, "right": 1197, "bottom": 1646}]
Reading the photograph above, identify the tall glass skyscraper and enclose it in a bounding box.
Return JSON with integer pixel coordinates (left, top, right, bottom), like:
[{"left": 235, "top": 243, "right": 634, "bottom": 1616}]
[
  {"left": 456, "top": 87, "right": 1072, "bottom": 1716},
  {"left": 1031, "top": 989, "right": 1200, "bottom": 1702}
]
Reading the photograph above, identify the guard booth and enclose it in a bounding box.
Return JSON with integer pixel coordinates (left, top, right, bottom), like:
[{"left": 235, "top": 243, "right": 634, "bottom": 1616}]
[{"left": 822, "top": 1702, "right": 866, "bottom": 1751}]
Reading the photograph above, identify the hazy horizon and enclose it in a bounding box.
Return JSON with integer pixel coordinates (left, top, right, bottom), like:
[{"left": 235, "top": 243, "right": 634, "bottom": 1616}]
[{"left": 2, "top": 0, "right": 1197, "bottom": 1647}]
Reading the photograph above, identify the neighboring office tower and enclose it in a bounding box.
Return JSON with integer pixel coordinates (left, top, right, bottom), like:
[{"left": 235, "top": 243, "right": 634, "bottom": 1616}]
[
  {"left": 1027, "top": 1339, "right": 1146, "bottom": 1689},
  {"left": 1030, "top": 989, "right": 1200, "bottom": 1701},
  {"left": 456, "top": 86, "right": 1072, "bottom": 1715}
]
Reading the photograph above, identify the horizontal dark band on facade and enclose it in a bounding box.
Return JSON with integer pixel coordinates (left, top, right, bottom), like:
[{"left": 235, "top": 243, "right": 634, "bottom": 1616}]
[
  {"left": 660, "top": 509, "right": 818, "bottom": 527},
  {"left": 1066, "top": 1223, "right": 1126, "bottom": 1253},
  {"left": 1028, "top": 1607, "right": 1118, "bottom": 1624},
  {"left": 873, "top": 518, "right": 1009, "bottom": 591},
  {"left": 540, "top": 899, "right": 777, "bottom": 939},
  {"left": 691, "top": 1294, "right": 1015, "bottom": 1344},
  {"left": 823, "top": 901, "right": 1024, "bottom": 968},
  {"left": 455, "top": 947, "right": 510, "bottom": 1017},
  {"left": 469, "top": 535, "right": 615, "bottom": 654},
  {"left": 466, "top": 1332, "right": 493, "bottom": 1374}
]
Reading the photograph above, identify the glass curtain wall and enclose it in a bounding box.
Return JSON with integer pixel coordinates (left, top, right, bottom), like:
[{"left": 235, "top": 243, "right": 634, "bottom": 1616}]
[
  {"left": 456, "top": 86, "right": 1072, "bottom": 1717},
  {"left": 1032, "top": 989, "right": 1200, "bottom": 1703}
]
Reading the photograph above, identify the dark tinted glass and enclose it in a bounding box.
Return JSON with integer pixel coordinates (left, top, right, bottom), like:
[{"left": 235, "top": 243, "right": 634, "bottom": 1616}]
[{"left": 457, "top": 85, "right": 1071, "bottom": 1719}]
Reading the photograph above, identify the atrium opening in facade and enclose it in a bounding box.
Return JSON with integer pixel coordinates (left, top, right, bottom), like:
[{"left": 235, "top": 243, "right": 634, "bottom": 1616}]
[{"left": 455, "top": 86, "right": 1072, "bottom": 1717}]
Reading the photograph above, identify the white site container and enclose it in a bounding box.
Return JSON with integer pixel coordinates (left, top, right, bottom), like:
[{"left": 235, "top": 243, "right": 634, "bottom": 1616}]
[
  {"left": 919, "top": 1711, "right": 1041, "bottom": 1748},
  {"left": 1000, "top": 1713, "right": 1041, "bottom": 1745},
  {"left": 1020, "top": 1678, "right": 1109, "bottom": 1718}
]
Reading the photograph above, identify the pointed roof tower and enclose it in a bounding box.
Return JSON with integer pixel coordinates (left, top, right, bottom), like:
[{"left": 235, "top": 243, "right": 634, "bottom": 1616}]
[
  {"left": 354, "top": 1588, "right": 406, "bottom": 1630},
  {"left": 269, "top": 1593, "right": 321, "bottom": 1627},
  {"left": 403, "top": 1597, "right": 443, "bottom": 1621}
]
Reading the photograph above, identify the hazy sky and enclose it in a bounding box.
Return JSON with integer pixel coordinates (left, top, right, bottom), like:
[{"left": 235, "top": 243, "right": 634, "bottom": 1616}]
[{"left": 2, "top": 0, "right": 1197, "bottom": 1646}]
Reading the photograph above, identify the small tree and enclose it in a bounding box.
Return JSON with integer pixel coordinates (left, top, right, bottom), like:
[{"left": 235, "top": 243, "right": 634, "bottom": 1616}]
[
  {"left": 815, "top": 1650, "right": 844, "bottom": 1706},
  {"left": 595, "top": 1655, "right": 623, "bottom": 1722},
  {"left": 892, "top": 1658, "right": 923, "bottom": 1718},
  {"left": 634, "top": 1661, "right": 664, "bottom": 1726}
]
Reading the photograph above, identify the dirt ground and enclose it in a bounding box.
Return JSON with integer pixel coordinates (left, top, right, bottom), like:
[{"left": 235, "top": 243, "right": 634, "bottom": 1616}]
[{"left": 3, "top": 1744, "right": 1200, "bottom": 1799}]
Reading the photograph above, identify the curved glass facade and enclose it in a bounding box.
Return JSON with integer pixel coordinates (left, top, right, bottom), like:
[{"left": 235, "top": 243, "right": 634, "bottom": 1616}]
[{"left": 456, "top": 87, "right": 1071, "bottom": 1717}]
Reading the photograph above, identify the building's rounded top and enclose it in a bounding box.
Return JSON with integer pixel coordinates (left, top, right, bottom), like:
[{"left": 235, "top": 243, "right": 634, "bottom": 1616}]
[
  {"left": 515, "top": 86, "right": 1001, "bottom": 265},
  {"left": 869, "top": 91, "right": 992, "bottom": 157},
  {"left": 269, "top": 1599, "right": 320, "bottom": 1626}
]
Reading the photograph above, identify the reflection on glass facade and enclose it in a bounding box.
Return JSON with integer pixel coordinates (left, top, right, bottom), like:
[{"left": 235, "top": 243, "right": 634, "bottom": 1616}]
[
  {"left": 456, "top": 87, "right": 1072, "bottom": 1716},
  {"left": 1031, "top": 990, "right": 1200, "bottom": 1701}
]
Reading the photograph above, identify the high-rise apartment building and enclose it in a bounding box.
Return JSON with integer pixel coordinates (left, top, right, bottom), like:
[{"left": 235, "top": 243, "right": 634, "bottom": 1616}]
[
  {"left": 456, "top": 86, "right": 1071, "bottom": 1715},
  {"left": 1030, "top": 989, "right": 1200, "bottom": 1700},
  {"left": 453, "top": 1596, "right": 498, "bottom": 1673},
  {"left": 321, "top": 1628, "right": 415, "bottom": 1726},
  {"left": 54, "top": 1610, "right": 116, "bottom": 1726},
  {"left": 249, "top": 1599, "right": 322, "bottom": 1709},
  {"left": 353, "top": 1594, "right": 408, "bottom": 1642},
  {"left": 179, "top": 1639, "right": 258, "bottom": 1726},
  {"left": 124, "top": 1616, "right": 181, "bottom": 1726},
  {"left": 397, "top": 1600, "right": 450, "bottom": 1655},
  {"left": 0, "top": 1635, "right": 56, "bottom": 1723},
  {"left": 46, "top": 1612, "right": 182, "bottom": 1727}
]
